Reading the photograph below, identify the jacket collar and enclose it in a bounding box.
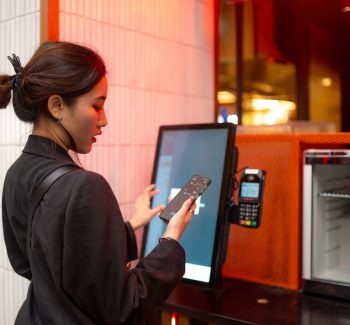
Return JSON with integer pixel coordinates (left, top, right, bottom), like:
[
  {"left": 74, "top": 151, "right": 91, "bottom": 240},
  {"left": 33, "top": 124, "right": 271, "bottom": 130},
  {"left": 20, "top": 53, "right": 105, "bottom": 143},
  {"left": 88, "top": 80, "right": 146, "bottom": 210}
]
[{"left": 22, "top": 135, "right": 75, "bottom": 164}]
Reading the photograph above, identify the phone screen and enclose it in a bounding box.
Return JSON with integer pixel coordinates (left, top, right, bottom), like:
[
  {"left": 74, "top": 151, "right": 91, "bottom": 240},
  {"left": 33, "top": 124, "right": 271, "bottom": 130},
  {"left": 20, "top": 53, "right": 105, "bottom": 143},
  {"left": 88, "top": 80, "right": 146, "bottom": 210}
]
[{"left": 159, "top": 175, "right": 211, "bottom": 222}]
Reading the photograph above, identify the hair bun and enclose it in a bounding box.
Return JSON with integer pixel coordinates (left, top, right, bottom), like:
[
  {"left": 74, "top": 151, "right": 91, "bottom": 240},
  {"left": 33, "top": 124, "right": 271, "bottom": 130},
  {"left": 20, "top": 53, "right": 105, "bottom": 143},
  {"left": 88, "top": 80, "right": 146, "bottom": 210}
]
[{"left": 0, "top": 74, "right": 13, "bottom": 109}]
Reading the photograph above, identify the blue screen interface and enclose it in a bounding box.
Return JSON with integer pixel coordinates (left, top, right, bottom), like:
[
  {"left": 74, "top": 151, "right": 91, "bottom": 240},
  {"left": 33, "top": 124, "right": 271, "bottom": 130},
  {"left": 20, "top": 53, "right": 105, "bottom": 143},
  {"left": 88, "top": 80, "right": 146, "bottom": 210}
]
[{"left": 143, "top": 128, "right": 228, "bottom": 283}]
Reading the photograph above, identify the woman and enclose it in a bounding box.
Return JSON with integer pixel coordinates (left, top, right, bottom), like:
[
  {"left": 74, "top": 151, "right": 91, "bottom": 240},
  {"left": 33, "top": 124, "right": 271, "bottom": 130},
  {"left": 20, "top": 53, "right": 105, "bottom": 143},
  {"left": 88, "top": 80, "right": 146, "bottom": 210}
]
[{"left": 0, "top": 41, "right": 195, "bottom": 324}]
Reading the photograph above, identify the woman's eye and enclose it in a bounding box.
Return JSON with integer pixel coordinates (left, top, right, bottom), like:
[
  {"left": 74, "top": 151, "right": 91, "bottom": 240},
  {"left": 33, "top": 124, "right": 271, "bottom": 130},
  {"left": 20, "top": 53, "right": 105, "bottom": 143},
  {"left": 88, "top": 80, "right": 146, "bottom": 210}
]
[{"left": 93, "top": 105, "right": 101, "bottom": 111}]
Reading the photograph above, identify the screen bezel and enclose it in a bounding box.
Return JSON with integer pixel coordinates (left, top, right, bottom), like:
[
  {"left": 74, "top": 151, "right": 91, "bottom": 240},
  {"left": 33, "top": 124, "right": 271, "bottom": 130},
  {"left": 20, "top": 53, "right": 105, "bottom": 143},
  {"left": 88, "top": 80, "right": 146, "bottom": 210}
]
[{"left": 141, "top": 123, "right": 236, "bottom": 288}]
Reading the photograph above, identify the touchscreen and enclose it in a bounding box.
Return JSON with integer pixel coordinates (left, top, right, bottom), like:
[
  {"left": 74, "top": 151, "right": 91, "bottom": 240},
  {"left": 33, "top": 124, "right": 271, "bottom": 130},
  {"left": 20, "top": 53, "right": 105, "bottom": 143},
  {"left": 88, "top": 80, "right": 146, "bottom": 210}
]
[{"left": 143, "top": 127, "right": 229, "bottom": 284}]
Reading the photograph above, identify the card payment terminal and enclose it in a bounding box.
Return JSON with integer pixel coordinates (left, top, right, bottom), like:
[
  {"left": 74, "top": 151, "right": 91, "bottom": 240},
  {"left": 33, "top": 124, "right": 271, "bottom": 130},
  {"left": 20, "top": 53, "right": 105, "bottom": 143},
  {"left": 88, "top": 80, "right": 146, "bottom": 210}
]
[{"left": 238, "top": 168, "right": 266, "bottom": 228}]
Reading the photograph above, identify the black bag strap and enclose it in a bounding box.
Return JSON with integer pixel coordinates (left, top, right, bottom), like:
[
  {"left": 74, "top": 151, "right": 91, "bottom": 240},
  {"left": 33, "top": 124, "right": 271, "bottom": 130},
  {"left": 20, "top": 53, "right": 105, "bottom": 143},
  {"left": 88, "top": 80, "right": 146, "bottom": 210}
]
[{"left": 27, "top": 165, "right": 80, "bottom": 253}]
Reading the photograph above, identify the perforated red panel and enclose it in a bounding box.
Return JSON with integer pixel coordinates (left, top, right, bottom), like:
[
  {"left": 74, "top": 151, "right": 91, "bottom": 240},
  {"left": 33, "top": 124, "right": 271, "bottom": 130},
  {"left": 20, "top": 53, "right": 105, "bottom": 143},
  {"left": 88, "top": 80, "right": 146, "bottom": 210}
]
[{"left": 222, "top": 133, "right": 350, "bottom": 290}]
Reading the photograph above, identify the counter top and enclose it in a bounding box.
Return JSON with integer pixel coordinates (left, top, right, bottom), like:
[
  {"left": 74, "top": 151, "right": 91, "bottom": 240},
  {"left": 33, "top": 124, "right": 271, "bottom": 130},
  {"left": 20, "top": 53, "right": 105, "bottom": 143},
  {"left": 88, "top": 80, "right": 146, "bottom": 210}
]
[{"left": 163, "top": 278, "right": 350, "bottom": 324}]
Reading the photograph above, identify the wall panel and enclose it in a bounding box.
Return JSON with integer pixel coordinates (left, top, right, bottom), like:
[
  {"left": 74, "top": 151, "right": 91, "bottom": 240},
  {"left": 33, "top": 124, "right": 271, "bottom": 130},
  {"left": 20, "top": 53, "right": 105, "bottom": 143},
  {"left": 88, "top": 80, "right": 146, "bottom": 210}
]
[
  {"left": 59, "top": 0, "right": 216, "bottom": 227},
  {"left": 0, "top": 0, "right": 40, "bottom": 322}
]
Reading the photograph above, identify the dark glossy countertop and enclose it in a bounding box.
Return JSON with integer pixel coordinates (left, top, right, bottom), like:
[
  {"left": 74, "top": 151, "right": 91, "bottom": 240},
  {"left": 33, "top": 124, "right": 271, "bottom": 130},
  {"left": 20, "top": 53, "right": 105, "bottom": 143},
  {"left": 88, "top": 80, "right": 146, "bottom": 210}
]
[{"left": 163, "top": 278, "right": 350, "bottom": 324}]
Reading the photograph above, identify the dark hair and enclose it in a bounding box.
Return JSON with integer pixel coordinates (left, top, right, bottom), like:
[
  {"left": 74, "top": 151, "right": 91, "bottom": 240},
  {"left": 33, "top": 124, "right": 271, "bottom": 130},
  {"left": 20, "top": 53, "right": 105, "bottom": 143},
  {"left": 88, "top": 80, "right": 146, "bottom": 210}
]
[{"left": 0, "top": 41, "right": 106, "bottom": 122}]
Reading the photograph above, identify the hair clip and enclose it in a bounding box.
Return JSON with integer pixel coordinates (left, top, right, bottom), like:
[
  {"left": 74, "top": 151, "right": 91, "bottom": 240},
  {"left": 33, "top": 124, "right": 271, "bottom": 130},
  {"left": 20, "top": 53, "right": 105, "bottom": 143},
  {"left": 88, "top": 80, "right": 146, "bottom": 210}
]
[{"left": 7, "top": 53, "right": 24, "bottom": 88}]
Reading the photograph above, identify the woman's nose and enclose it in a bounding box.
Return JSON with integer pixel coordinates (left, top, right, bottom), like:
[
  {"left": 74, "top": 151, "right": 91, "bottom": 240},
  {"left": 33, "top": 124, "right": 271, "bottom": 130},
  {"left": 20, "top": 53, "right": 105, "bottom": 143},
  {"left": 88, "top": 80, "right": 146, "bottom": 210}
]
[{"left": 98, "top": 110, "right": 108, "bottom": 128}]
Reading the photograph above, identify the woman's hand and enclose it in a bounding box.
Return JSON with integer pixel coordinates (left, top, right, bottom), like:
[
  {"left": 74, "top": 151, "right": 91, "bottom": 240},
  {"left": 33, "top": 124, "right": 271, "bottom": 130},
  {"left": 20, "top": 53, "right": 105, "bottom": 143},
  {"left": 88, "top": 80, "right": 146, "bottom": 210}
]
[
  {"left": 129, "top": 184, "right": 165, "bottom": 230},
  {"left": 162, "top": 196, "right": 196, "bottom": 241}
]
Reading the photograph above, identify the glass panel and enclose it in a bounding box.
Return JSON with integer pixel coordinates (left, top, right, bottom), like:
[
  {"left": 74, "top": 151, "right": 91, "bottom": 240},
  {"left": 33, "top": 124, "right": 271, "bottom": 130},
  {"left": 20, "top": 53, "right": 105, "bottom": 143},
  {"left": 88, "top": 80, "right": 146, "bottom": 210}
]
[
  {"left": 218, "top": 0, "right": 297, "bottom": 126},
  {"left": 309, "top": 23, "right": 341, "bottom": 131},
  {"left": 312, "top": 165, "right": 350, "bottom": 285}
]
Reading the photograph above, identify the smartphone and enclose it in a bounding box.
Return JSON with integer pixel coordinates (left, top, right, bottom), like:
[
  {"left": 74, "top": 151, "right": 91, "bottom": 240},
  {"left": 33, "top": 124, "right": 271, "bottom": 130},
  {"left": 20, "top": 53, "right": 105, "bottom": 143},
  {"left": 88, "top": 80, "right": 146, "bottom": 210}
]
[{"left": 159, "top": 175, "right": 211, "bottom": 222}]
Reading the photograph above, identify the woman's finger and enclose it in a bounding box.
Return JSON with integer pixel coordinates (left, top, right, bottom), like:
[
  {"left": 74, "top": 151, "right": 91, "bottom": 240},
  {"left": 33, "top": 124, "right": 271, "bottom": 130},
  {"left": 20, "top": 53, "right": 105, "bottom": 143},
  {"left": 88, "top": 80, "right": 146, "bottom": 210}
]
[{"left": 143, "top": 184, "right": 156, "bottom": 194}]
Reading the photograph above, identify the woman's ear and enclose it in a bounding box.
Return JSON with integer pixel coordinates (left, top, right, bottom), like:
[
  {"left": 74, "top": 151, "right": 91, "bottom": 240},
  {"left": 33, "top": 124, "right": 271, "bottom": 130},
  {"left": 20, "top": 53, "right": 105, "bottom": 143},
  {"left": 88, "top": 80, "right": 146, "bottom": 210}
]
[{"left": 47, "top": 95, "right": 64, "bottom": 120}]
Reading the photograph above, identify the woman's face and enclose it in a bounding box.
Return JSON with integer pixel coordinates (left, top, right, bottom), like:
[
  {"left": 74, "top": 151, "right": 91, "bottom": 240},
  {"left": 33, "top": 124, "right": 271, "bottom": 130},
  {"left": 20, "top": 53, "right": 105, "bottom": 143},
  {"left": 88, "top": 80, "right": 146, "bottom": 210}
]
[{"left": 62, "top": 76, "right": 108, "bottom": 153}]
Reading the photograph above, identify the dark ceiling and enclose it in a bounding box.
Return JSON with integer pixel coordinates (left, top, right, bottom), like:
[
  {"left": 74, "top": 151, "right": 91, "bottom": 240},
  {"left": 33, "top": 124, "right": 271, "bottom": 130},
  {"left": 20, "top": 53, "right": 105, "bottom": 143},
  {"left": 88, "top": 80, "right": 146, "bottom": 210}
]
[
  {"left": 274, "top": 0, "right": 350, "bottom": 63},
  {"left": 304, "top": 0, "right": 350, "bottom": 33}
]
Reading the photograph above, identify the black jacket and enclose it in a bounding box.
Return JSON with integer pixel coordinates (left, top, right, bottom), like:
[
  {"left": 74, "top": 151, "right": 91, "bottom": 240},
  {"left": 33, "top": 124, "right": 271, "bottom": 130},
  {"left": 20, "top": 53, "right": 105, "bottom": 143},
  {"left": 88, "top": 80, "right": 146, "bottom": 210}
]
[{"left": 2, "top": 135, "right": 185, "bottom": 325}]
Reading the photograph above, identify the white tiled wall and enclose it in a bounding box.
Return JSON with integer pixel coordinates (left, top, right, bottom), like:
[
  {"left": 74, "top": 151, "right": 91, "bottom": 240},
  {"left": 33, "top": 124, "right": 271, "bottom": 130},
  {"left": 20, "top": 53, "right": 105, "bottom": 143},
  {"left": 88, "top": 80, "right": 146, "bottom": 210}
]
[
  {"left": 0, "top": 0, "right": 40, "bottom": 323},
  {"left": 0, "top": 0, "right": 216, "bottom": 321},
  {"left": 59, "top": 0, "right": 216, "bottom": 242}
]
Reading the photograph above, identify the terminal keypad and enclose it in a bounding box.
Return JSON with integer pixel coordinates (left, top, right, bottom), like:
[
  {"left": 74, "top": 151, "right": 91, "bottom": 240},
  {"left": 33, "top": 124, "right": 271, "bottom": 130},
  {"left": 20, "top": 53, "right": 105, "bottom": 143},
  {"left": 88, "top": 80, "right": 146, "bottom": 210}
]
[{"left": 239, "top": 202, "right": 260, "bottom": 227}]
